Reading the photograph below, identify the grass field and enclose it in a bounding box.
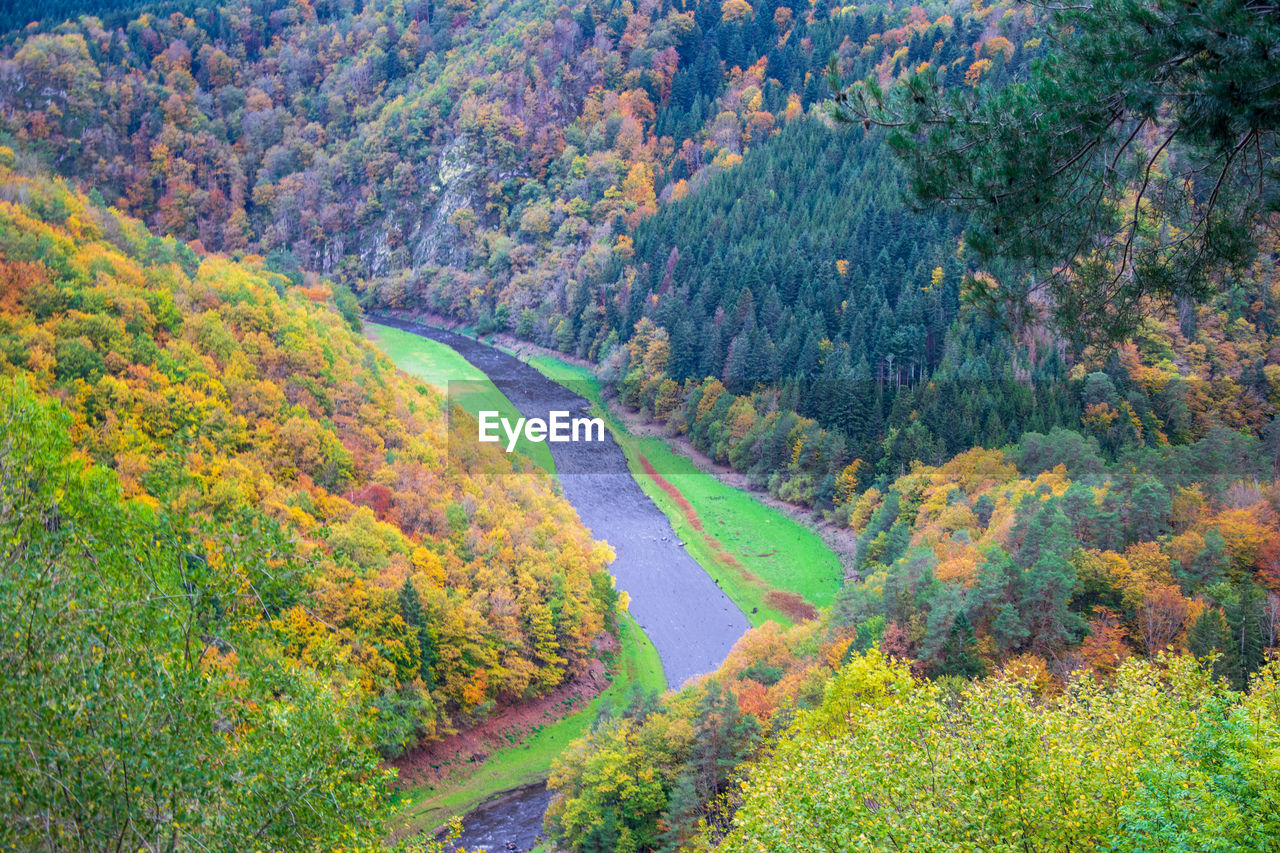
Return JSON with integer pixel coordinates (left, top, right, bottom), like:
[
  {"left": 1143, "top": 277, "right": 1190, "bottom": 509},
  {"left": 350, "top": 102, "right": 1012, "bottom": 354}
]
[
  {"left": 367, "top": 322, "right": 555, "bottom": 474},
  {"left": 525, "top": 354, "right": 843, "bottom": 628},
  {"left": 389, "top": 612, "right": 664, "bottom": 837}
]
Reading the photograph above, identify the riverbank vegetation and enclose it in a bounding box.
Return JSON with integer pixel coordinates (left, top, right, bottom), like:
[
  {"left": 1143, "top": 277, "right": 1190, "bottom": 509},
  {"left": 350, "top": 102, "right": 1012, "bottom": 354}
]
[{"left": 390, "top": 612, "right": 664, "bottom": 840}]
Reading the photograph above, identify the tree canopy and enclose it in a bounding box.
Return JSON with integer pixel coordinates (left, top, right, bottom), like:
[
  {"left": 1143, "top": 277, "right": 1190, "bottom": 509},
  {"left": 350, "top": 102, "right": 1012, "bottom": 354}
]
[{"left": 830, "top": 0, "right": 1280, "bottom": 345}]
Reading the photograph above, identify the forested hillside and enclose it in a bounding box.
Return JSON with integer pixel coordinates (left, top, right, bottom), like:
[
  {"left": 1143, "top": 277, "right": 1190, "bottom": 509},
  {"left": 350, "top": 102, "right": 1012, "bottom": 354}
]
[
  {"left": 607, "top": 235, "right": 1280, "bottom": 507},
  {"left": 0, "top": 159, "right": 619, "bottom": 847},
  {"left": 568, "top": 9, "right": 1280, "bottom": 512},
  {"left": 1, "top": 0, "right": 849, "bottom": 305},
  {"left": 578, "top": 3, "right": 1280, "bottom": 510},
  {"left": 0, "top": 0, "right": 1032, "bottom": 334},
  {"left": 545, "top": 422, "right": 1280, "bottom": 849},
  {"left": 6, "top": 0, "right": 1280, "bottom": 849},
  {"left": 538, "top": 0, "right": 1280, "bottom": 849},
  {"left": 549, "top": 647, "right": 1280, "bottom": 851},
  {"left": 0, "top": 0, "right": 1071, "bottom": 507},
  {"left": 2, "top": 375, "right": 394, "bottom": 849}
]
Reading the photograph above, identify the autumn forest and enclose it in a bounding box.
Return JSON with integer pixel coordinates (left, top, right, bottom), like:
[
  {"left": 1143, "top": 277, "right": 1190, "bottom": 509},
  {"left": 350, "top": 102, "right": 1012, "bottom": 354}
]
[{"left": 3, "top": 0, "right": 1280, "bottom": 851}]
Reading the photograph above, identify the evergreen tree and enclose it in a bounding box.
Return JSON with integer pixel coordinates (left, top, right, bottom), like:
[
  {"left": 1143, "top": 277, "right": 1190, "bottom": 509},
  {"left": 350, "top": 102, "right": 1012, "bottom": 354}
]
[
  {"left": 936, "top": 612, "right": 985, "bottom": 679},
  {"left": 1188, "top": 607, "right": 1242, "bottom": 689},
  {"left": 399, "top": 578, "right": 436, "bottom": 686},
  {"left": 833, "top": 0, "right": 1280, "bottom": 344}
]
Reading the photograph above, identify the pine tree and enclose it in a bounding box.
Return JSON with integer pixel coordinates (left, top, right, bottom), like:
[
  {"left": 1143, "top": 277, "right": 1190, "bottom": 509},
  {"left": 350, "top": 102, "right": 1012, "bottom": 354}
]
[
  {"left": 399, "top": 578, "right": 435, "bottom": 686},
  {"left": 937, "top": 612, "right": 985, "bottom": 678},
  {"left": 1187, "top": 607, "right": 1241, "bottom": 689},
  {"left": 832, "top": 0, "right": 1280, "bottom": 344}
]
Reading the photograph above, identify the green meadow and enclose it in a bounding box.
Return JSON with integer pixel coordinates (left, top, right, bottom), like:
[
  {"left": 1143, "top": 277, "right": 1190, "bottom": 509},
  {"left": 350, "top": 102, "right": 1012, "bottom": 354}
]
[
  {"left": 525, "top": 353, "right": 843, "bottom": 628},
  {"left": 368, "top": 323, "right": 555, "bottom": 474}
]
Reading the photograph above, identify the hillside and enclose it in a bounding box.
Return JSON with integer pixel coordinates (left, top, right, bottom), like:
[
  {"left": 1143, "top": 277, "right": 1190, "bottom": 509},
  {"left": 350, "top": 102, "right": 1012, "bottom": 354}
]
[
  {"left": 6, "top": 0, "right": 1280, "bottom": 849},
  {"left": 544, "top": 417, "right": 1280, "bottom": 849},
  {"left": 1, "top": 374, "right": 395, "bottom": 849},
  {"left": 536, "top": 0, "right": 1280, "bottom": 848},
  {"left": 0, "top": 0, "right": 1036, "bottom": 338},
  {"left": 0, "top": 159, "right": 618, "bottom": 847}
]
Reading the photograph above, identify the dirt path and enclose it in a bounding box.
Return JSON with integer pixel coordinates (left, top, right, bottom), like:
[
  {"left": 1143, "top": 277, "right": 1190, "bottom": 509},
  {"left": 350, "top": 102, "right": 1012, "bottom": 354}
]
[{"left": 373, "top": 315, "right": 749, "bottom": 689}]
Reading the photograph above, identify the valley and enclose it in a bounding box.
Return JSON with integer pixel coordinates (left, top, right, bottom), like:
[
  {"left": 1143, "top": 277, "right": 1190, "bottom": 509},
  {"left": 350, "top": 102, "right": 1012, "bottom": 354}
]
[
  {"left": 5, "top": 0, "right": 1280, "bottom": 849},
  {"left": 373, "top": 315, "right": 753, "bottom": 689},
  {"left": 368, "top": 318, "right": 845, "bottom": 846}
]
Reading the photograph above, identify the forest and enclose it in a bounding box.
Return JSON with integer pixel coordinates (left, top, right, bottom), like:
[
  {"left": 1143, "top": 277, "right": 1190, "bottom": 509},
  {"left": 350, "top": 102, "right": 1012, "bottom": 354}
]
[
  {"left": 0, "top": 160, "right": 619, "bottom": 847},
  {"left": 3, "top": 0, "right": 1280, "bottom": 849}
]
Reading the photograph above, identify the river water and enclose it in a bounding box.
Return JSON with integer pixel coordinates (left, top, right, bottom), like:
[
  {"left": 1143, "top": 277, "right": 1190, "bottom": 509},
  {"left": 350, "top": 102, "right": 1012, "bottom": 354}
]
[
  {"left": 443, "top": 785, "right": 553, "bottom": 852},
  {"left": 376, "top": 317, "right": 750, "bottom": 848}
]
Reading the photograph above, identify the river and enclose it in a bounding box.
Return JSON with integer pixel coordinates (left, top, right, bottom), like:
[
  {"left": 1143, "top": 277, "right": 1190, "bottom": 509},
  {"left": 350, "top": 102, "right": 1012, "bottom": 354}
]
[
  {"left": 443, "top": 785, "right": 553, "bottom": 852},
  {"left": 376, "top": 318, "right": 750, "bottom": 850}
]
